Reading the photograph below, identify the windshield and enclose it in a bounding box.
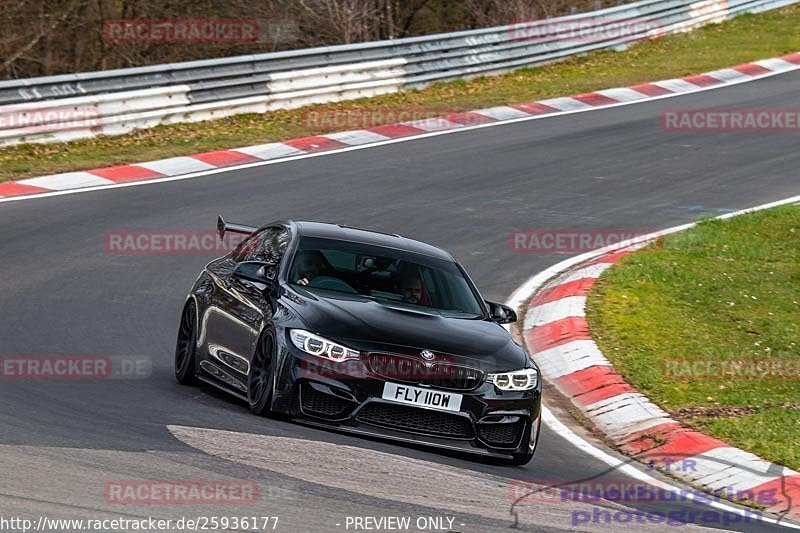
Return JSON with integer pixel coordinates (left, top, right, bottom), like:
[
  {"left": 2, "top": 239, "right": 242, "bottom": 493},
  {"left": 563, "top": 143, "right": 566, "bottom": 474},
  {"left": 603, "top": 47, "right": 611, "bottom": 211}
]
[{"left": 289, "top": 237, "right": 485, "bottom": 318}]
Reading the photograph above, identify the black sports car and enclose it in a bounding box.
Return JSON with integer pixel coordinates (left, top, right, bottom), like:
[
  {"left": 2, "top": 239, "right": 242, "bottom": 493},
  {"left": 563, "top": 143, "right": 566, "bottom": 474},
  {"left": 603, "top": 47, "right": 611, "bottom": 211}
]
[{"left": 175, "top": 217, "right": 542, "bottom": 464}]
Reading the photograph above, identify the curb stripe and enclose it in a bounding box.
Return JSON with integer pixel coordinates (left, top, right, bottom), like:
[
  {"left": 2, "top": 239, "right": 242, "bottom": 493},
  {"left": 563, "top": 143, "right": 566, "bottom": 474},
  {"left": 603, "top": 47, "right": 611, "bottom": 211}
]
[
  {"left": 650, "top": 78, "right": 702, "bottom": 92},
  {"left": 589, "top": 249, "right": 634, "bottom": 264},
  {"left": 754, "top": 58, "right": 797, "bottom": 71},
  {"left": 324, "top": 130, "right": 393, "bottom": 145},
  {"left": 444, "top": 112, "right": 497, "bottom": 125},
  {"left": 704, "top": 68, "right": 752, "bottom": 83},
  {"left": 191, "top": 150, "right": 262, "bottom": 167},
  {"left": 367, "top": 123, "right": 426, "bottom": 138},
  {"left": 88, "top": 165, "right": 166, "bottom": 183},
  {"left": 557, "top": 367, "right": 637, "bottom": 407},
  {"left": 584, "top": 392, "right": 673, "bottom": 440},
  {"left": 682, "top": 74, "right": 724, "bottom": 87},
  {"left": 546, "top": 262, "right": 613, "bottom": 285},
  {"left": 532, "top": 278, "right": 597, "bottom": 305},
  {"left": 525, "top": 316, "right": 592, "bottom": 351},
  {"left": 629, "top": 83, "right": 674, "bottom": 96},
  {"left": 17, "top": 172, "right": 115, "bottom": 190},
  {"left": 536, "top": 97, "right": 591, "bottom": 111},
  {"left": 525, "top": 296, "right": 586, "bottom": 327},
  {"left": 508, "top": 102, "right": 560, "bottom": 115},
  {"left": 403, "top": 117, "right": 462, "bottom": 132},
  {"left": 137, "top": 157, "right": 216, "bottom": 175},
  {"left": 0, "top": 182, "right": 51, "bottom": 197},
  {"left": 234, "top": 143, "right": 304, "bottom": 160},
  {"left": 681, "top": 447, "right": 790, "bottom": 492},
  {"left": 782, "top": 52, "right": 800, "bottom": 64},
  {"left": 594, "top": 87, "right": 648, "bottom": 102},
  {"left": 283, "top": 136, "right": 348, "bottom": 152},
  {"left": 749, "top": 477, "right": 800, "bottom": 515},
  {"left": 532, "top": 339, "right": 610, "bottom": 379},
  {"left": 636, "top": 430, "right": 728, "bottom": 461},
  {"left": 572, "top": 92, "right": 622, "bottom": 107},
  {"left": 733, "top": 63, "right": 773, "bottom": 76},
  {"left": 617, "top": 421, "right": 686, "bottom": 452},
  {"left": 471, "top": 106, "right": 532, "bottom": 121}
]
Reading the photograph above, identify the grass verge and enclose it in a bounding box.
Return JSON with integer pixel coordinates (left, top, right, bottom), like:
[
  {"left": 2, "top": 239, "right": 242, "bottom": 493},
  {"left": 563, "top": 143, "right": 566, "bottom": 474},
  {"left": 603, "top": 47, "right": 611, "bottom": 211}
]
[
  {"left": 586, "top": 204, "right": 800, "bottom": 471},
  {"left": 3, "top": 5, "right": 800, "bottom": 181}
]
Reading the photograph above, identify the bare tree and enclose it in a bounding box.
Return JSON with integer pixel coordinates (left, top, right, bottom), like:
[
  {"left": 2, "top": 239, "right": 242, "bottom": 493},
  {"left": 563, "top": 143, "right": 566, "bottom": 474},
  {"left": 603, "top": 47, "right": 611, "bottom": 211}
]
[
  {"left": 462, "top": 0, "right": 559, "bottom": 27},
  {"left": 296, "top": 0, "right": 383, "bottom": 44},
  {"left": 0, "top": 0, "right": 626, "bottom": 79}
]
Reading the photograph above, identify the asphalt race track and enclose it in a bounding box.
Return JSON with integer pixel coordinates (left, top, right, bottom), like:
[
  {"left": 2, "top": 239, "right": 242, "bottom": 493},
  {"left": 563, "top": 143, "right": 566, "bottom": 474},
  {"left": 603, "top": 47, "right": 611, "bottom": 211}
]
[{"left": 1, "top": 69, "right": 799, "bottom": 532}]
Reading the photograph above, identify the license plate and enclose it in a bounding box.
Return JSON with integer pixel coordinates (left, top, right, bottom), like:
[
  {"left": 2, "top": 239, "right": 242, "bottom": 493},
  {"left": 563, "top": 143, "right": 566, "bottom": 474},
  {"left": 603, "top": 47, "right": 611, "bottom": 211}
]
[{"left": 382, "top": 382, "right": 462, "bottom": 412}]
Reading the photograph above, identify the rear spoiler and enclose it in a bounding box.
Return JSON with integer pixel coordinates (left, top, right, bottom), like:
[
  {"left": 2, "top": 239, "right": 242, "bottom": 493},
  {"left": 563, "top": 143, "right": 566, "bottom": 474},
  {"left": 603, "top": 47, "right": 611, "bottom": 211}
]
[{"left": 217, "top": 215, "right": 257, "bottom": 240}]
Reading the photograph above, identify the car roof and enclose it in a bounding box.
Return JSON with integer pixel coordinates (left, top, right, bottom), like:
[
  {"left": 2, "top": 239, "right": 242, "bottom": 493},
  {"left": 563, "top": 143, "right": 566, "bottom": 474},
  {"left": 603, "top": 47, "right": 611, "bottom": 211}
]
[{"left": 291, "top": 221, "right": 454, "bottom": 261}]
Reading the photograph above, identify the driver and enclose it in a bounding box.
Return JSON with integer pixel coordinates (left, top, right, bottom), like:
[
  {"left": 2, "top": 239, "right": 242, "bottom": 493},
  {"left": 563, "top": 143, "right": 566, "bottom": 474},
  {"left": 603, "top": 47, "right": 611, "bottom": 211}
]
[
  {"left": 295, "top": 250, "right": 326, "bottom": 286},
  {"left": 398, "top": 273, "right": 423, "bottom": 305}
]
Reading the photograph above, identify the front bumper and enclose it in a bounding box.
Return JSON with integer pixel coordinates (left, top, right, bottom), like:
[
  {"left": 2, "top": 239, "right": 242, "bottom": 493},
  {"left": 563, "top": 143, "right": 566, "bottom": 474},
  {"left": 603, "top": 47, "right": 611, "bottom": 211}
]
[{"left": 282, "top": 348, "right": 542, "bottom": 459}]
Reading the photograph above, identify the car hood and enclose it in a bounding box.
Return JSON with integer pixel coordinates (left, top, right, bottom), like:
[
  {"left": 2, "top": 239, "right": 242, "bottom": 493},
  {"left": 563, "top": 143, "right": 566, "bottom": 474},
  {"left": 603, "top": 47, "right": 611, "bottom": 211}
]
[{"left": 282, "top": 286, "right": 529, "bottom": 370}]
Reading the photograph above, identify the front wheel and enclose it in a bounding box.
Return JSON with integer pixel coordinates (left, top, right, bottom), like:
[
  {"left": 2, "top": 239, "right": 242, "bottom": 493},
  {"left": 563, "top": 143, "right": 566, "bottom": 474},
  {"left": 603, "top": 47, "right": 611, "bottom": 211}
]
[
  {"left": 248, "top": 330, "right": 276, "bottom": 416},
  {"left": 175, "top": 301, "right": 199, "bottom": 385}
]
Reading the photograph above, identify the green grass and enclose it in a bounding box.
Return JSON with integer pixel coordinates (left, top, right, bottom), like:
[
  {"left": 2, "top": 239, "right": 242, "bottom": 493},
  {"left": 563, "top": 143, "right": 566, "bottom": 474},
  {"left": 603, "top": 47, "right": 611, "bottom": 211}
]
[
  {"left": 587, "top": 205, "right": 800, "bottom": 470},
  {"left": 2, "top": 6, "right": 800, "bottom": 181}
]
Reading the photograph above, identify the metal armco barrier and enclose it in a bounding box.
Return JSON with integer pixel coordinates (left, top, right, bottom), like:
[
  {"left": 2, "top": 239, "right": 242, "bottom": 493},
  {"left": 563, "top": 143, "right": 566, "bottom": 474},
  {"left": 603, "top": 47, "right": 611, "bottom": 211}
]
[{"left": 0, "top": 0, "right": 795, "bottom": 146}]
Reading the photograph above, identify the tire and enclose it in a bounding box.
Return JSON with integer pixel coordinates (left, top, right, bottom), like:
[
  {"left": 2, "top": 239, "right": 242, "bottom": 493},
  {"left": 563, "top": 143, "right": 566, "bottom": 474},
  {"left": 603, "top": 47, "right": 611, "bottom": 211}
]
[
  {"left": 175, "top": 300, "right": 199, "bottom": 385},
  {"left": 248, "top": 330, "right": 276, "bottom": 416}
]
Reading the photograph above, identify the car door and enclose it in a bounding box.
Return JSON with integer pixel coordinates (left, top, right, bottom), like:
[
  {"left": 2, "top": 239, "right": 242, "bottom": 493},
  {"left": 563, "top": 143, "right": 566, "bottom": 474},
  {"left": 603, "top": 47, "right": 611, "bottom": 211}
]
[{"left": 205, "top": 226, "right": 290, "bottom": 389}]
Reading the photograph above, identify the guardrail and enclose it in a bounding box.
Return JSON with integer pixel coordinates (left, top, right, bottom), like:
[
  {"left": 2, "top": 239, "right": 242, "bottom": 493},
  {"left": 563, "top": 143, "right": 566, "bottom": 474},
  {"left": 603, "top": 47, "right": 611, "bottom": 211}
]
[{"left": 0, "top": 0, "right": 795, "bottom": 146}]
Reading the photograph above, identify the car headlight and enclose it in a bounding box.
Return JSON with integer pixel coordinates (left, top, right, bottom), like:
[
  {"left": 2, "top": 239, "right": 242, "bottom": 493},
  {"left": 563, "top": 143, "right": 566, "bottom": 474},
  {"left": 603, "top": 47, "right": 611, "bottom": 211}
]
[
  {"left": 289, "top": 329, "right": 360, "bottom": 362},
  {"left": 487, "top": 368, "right": 539, "bottom": 391}
]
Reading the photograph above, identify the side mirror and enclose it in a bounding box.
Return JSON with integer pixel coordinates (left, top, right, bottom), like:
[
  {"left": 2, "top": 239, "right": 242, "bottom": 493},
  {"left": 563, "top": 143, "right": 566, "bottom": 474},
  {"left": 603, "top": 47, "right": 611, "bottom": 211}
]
[
  {"left": 233, "top": 261, "right": 276, "bottom": 286},
  {"left": 486, "top": 300, "right": 517, "bottom": 324}
]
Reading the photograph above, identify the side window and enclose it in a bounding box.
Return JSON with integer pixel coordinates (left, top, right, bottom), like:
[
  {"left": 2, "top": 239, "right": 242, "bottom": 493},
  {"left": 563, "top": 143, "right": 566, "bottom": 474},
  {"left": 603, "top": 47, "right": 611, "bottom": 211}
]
[{"left": 234, "top": 227, "right": 289, "bottom": 264}]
